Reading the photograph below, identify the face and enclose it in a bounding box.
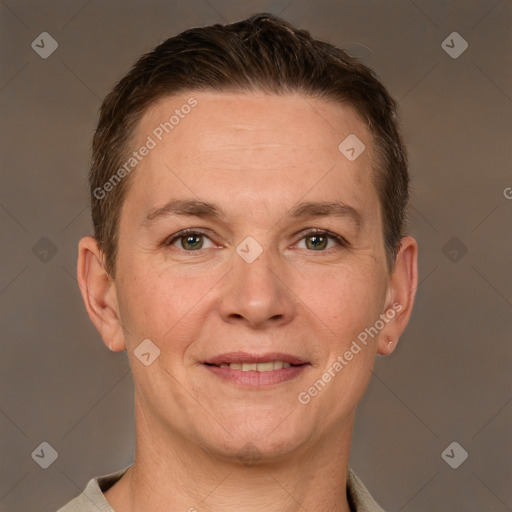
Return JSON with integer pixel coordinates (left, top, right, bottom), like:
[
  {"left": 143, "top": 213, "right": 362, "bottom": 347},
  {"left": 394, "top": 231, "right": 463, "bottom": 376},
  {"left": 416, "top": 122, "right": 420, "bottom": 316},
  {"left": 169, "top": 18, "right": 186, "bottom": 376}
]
[{"left": 99, "top": 91, "right": 403, "bottom": 459}]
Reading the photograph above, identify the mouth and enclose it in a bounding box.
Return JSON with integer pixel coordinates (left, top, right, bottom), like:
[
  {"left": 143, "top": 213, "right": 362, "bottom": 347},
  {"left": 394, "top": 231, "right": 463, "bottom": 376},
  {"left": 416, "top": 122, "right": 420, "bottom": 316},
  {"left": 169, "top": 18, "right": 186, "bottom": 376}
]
[{"left": 202, "top": 352, "right": 310, "bottom": 387}]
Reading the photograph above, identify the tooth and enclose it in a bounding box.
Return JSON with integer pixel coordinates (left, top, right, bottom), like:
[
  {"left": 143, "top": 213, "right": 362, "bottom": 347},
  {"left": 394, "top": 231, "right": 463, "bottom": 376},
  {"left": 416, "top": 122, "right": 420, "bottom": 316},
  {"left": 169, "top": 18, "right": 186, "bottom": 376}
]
[
  {"left": 225, "top": 361, "right": 294, "bottom": 371},
  {"left": 257, "top": 362, "right": 274, "bottom": 372}
]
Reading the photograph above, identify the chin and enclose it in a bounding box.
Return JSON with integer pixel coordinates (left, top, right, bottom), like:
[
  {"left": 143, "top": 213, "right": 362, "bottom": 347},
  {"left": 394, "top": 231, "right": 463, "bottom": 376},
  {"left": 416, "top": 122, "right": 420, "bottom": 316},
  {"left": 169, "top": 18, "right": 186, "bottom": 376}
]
[{"left": 200, "top": 417, "right": 310, "bottom": 464}]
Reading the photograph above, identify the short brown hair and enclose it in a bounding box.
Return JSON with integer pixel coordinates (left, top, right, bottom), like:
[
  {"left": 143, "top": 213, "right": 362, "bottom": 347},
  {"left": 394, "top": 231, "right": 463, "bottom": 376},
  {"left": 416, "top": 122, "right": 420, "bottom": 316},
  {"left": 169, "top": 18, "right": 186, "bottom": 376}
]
[{"left": 90, "top": 12, "right": 409, "bottom": 278}]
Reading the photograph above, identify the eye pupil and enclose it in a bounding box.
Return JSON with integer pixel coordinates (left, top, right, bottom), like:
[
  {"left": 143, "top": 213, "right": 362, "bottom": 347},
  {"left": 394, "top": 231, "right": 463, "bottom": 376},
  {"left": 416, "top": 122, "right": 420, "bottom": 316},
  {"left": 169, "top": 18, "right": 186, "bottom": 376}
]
[
  {"left": 306, "top": 235, "right": 327, "bottom": 250},
  {"left": 182, "top": 234, "right": 203, "bottom": 250}
]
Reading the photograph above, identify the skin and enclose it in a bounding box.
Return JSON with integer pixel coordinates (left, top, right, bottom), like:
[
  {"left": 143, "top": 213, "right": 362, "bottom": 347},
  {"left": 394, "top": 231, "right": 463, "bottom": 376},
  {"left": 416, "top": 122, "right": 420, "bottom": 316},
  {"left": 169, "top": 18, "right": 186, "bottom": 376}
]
[{"left": 77, "top": 91, "right": 418, "bottom": 512}]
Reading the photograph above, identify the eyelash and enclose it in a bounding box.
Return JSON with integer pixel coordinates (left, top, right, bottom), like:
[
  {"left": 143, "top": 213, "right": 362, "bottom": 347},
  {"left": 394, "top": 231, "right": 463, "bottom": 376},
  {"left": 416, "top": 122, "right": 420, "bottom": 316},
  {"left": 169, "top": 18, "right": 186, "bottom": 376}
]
[{"left": 164, "top": 228, "right": 349, "bottom": 252}]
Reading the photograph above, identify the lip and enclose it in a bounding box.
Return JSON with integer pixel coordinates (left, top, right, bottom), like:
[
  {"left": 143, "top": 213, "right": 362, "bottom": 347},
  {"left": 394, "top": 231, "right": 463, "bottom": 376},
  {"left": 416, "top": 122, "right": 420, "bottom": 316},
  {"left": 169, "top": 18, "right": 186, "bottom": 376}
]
[{"left": 202, "top": 352, "right": 310, "bottom": 388}]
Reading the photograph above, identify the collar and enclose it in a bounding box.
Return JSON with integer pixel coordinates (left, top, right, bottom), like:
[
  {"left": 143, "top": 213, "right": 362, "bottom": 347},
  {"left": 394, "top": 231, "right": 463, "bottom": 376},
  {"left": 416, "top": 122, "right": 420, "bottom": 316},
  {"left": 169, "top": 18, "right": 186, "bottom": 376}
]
[{"left": 73, "top": 465, "right": 385, "bottom": 512}]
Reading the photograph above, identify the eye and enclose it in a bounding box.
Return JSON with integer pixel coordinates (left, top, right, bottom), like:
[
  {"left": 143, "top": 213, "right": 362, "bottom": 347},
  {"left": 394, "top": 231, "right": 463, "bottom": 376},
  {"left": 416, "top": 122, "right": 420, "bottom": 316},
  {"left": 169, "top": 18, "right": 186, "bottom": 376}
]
[
  {"left": 296, "top": 229, "right": 348, "bottom": 251},
  {"left": 165, "top": 229, "right": 216, "bottom": 251},
  {"left": 163, "top": 228, "right": 348, "bottom": 253}
]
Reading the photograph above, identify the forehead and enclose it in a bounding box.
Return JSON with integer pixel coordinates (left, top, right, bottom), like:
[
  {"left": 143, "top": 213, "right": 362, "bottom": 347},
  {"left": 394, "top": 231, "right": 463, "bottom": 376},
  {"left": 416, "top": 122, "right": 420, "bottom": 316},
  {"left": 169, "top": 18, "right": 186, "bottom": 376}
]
[
  {"left": 124, "top": 91, "right": 379, "bottom": 223},
  {"left": 137, "top": 91, "right": 371, "bottom": 163}
]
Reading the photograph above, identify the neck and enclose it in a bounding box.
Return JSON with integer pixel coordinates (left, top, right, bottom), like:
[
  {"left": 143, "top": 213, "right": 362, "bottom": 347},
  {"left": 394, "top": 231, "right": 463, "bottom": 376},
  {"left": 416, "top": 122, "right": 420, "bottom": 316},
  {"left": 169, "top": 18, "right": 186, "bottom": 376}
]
[{"left": 105, "top": 398, "right": 355, "bottom": 512}]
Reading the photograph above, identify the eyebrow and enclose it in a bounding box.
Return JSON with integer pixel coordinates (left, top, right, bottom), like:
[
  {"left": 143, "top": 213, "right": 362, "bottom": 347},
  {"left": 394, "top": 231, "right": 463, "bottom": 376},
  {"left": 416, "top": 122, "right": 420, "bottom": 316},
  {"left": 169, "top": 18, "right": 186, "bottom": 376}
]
[{"left": 142, "top": 199, "right": 363, "bottom": 230}]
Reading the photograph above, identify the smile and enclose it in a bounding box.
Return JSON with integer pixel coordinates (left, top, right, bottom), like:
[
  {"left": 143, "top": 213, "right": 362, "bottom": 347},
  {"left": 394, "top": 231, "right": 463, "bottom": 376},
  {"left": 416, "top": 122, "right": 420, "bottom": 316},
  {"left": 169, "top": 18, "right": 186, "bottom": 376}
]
[{"left": 202, "top": 353, "right": 310, "bottom": 387}]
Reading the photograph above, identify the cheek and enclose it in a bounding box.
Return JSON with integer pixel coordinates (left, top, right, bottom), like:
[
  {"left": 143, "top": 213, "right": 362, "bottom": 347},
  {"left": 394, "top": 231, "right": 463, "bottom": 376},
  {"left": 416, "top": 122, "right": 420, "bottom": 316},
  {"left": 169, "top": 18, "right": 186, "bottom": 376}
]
[
  {"left": 303, "top": 271, "right": 382, "bottom": 412},
  {"left": 295, "top": 263, "right": 384, "bottom": 336},
  {"left": 116, "top": 262, "right": 216, "bottom": 347}
]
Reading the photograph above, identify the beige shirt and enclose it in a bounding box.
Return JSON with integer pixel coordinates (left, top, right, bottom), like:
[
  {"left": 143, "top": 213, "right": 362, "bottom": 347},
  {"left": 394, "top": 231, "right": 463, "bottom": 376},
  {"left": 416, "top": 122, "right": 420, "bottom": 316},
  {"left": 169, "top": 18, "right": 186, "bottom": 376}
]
[{"left": 56, "top": 465, "right": 385, "bottom": 512}]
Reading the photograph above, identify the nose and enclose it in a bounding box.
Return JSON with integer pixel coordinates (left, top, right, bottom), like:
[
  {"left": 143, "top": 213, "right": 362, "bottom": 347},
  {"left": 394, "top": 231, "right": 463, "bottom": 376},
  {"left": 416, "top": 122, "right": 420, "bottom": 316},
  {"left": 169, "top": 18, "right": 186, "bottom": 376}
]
[{"left": 218, "top": 243, "right": 296, "bottom": 329}]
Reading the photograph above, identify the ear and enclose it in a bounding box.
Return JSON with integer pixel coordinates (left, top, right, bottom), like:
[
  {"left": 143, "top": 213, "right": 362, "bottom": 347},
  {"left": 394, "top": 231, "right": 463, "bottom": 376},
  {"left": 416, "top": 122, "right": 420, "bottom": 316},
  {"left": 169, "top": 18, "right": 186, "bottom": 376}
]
[
  {"left": 377, "top": 236, "right": 418, "bottom": 355},
  {"left": 76, "top": 236, "right": 126, "bottom": 352}
]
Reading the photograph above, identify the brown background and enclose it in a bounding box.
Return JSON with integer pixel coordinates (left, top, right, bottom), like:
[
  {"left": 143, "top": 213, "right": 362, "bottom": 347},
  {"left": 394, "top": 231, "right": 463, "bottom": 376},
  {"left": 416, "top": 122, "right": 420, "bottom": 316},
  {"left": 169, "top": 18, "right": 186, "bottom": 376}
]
[{"left": 0, "top": 1, "right": 511, "bottom": 511}]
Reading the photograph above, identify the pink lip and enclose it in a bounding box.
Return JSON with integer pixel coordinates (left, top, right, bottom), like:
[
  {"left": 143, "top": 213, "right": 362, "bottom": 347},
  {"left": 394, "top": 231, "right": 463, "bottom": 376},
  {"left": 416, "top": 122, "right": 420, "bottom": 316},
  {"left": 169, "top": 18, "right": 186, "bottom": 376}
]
[
  {"left": 204, "top": 364, "right": 309, "bottom": 387},
  {"left": 204, "top": 352, "right": 308, "bottom": 366},
  {"left": 202, "top": 352, "right": 310, "bottom": 388}
]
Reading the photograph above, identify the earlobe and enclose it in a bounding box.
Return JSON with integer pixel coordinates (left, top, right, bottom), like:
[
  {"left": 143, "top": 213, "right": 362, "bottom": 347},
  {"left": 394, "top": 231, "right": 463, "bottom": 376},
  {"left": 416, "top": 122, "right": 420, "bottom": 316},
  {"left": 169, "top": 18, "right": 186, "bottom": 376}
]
[
  {"left": 378, "top": 336, "right": 395, "bottom": 356},
  {"left": 76, "top": 236, "right": 126, "bottom": 352},
  {"left": 377, "top": 236, "right": 418, "bottom": 356}
]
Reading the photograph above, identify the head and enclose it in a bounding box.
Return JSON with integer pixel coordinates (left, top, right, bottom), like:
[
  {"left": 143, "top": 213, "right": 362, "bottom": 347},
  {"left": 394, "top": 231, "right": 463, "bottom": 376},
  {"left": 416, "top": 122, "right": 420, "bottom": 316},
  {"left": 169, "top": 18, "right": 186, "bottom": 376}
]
[{"left": 78, "top": 13, "right": 417, "bottom": 461}]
